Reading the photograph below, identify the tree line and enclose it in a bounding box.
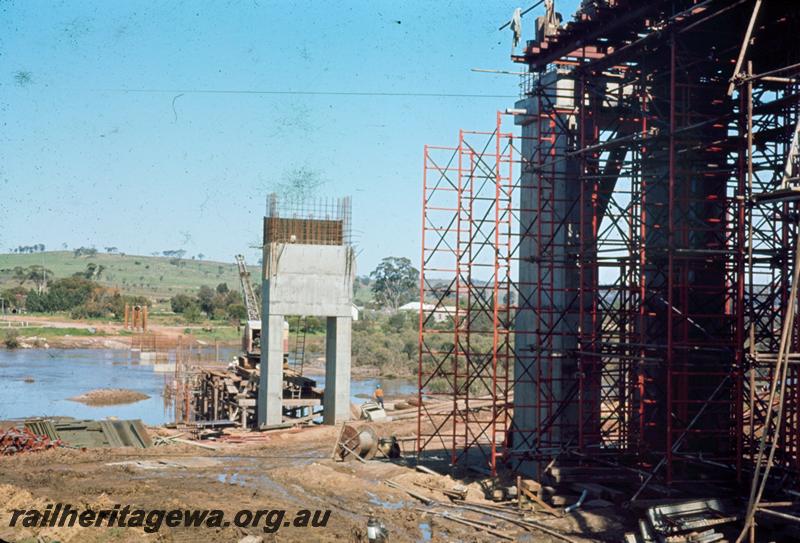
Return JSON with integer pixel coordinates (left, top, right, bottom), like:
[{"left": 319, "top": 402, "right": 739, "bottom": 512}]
[
  {"left": 10, "top": 244, "right": 45, "bottom": 254},
  {"left": 169, "top": 283, "right": 247, "bottom": 323},
  {"left": 2, "top": 276, "right": 148, "bottom": 319}
]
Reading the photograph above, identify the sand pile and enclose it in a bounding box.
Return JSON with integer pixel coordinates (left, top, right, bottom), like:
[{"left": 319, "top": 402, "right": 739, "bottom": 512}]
[{"left": 68, "top": 388, "right": 149, "bottom": 406}]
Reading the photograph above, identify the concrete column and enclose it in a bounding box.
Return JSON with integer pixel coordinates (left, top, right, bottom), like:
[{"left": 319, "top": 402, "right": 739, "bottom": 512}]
[
  {"left": 257, "top": 314, "right": 284, "bottom": 427},
  {"left": 323, "top": 316, "right": 352, "bottom": 425},
  {"left": 512, "top": 73, "right": 584, "bottom": 475}
]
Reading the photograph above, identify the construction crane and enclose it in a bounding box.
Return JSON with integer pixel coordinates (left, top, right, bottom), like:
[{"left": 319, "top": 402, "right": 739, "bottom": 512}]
[{"left": 235, "top": 254, "right": 260, "bottom": 322}]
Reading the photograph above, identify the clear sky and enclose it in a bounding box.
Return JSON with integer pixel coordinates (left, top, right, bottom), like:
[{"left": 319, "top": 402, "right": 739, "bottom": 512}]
[{"left": 1, "top": 0, "right": 579, "bottom": 273}]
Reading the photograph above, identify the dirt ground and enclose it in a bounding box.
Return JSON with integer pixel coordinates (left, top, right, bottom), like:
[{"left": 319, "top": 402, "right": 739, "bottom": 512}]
[{"left": 0, "top": 418, "right": 628, "bottom": 543}]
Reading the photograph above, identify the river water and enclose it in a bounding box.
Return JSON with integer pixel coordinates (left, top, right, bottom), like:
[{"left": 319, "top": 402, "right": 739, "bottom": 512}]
[{"left": 0, "top": 348, "right": 416, "bottom": 425}]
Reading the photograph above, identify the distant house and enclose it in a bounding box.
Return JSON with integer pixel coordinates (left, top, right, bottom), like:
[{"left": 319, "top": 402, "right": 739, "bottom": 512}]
[
  {"left": 351, "top": 304, "right": 360, "bottom": 321},
  {"left": 398, "top": 301, "right": 455, "bottom": 323}
]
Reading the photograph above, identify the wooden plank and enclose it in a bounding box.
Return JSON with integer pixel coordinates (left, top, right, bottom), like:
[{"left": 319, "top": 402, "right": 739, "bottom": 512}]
[
  {"left": 521, "top": 486, "right": 561, "bottom": 517},
  {"left": 283, "top": 398, "right": 322, "bottom": 407}
]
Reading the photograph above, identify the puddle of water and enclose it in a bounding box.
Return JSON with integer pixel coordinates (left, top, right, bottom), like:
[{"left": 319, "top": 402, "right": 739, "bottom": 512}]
[
  {"left": 213, "top": 458, "right": 303, "bottom": 504},
  {"left": 217, "top": 472, "right": 245, "bottom": 486},
  {"left": 366, "top": 491, "right": 405, "bottom": 510},
  {"left": 418, "top": 522, "right": 432, "bottom": 541}
]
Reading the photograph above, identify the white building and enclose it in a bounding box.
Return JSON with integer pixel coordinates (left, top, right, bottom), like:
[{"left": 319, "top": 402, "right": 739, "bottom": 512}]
[{"left": 398, "top": 301, "right": 455, "bottom": 323}]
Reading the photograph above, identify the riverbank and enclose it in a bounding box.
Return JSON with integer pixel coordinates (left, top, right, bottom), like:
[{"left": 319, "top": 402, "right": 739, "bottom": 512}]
[
  {"left": 0, "top": 315, "right": 240, "bottom": 350},
  {"left": 0, "top": 314, "right": 419, "bottom": 381}
]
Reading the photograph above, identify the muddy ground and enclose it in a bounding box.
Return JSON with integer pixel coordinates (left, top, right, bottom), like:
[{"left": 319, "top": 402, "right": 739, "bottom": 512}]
[{"left": 0, "top": 418, "right": 628, "bottom": 543}]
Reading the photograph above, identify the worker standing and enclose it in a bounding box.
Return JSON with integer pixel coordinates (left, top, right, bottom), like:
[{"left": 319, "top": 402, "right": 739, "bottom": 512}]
[{"left": 374, "top": 384, "right": 384, "bottom": 409}]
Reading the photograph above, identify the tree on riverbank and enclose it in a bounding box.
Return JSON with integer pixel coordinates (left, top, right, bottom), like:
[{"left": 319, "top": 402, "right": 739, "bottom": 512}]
[
  {"left": 24, "top": 277, "right": 147, "bottom": 319},
  {"left": 169, "top": 283, "right": 245, "bottom": 323},
  {"left": 351, "top": 310, "right": 418, "bottom": 377},
  {"left": 3, "top": 330, "right": 20, "bottom": 349},
  {"left": 369, "top": 257, "right": 418, "bottom": 311}
]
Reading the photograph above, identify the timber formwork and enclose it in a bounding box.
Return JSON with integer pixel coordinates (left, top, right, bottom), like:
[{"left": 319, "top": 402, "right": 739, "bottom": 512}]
[{"left": 418, "top": 0, "right": 800, "bottom": 494}]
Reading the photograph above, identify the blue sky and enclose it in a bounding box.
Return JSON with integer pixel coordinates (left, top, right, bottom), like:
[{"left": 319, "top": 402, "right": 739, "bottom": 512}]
[{"left": 1, "top": 0, "right": 579, "bottom": 273}]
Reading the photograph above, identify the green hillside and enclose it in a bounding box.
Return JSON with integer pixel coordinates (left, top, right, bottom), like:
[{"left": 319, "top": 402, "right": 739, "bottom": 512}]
[{"left": 0, "top": 251, "right": 260, "bottom": 300}]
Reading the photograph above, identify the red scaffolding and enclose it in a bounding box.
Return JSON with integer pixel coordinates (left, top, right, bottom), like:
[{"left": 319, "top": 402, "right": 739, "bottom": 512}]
[
  {"left": 417, "top": 0, "right": 800, "bottom": 501},
  {"left": 417, "top": 114, "right": 518, "bottom": 475}
]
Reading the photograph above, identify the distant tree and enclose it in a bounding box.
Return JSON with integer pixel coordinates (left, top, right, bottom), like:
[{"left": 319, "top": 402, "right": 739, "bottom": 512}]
[
  {"left": 26, "top": 277, "right": 95, "bottom": 312},
  {"left": 197, "top": 285, "right": 216, "bottom": 317},
  {"left": 105, "top": 246, "right": 118, "bottom": 253},
  {"left": 226, "top": 303, "right": 247, "bottom": 320},
  {"left": 303, "top": 316, "right": 323, "bottom": 333},
  {"left": 73, "top": 246, "right": 97, "bottom": 257},
  {"left": 369, "top": 257, "right": 419, "bottom": 311},
  {"left": 22, "top": 266, "right": 51, "bottom": 293},
  {"left": 75, "top": 263, "right": 105, "bottom": 280},
  {"left": 197, "top": 253, "right": 205, "bottom": 260},
  {"left": 12, "top": 267, "right": 27, "bottom": 285},
  {"left": 4, "top": 330, "right": 20, "bottom": 349},
  {"left": 170, "top": 293, "right": 195, "bottom": 313},
  {"left": 0, "top": 286, "right": 28, "bottom": 310},
  {"left": 216, "top": 283, "right": 229, "bottom": 295},
  {"left": 387, "top": 311, "right": 408, "bottom": 332},
  {"left": 162, "top": 249, "right": 187, "bottom": 260},
  {"left": 184, "top": 305, "right": 202, "bottom": 323}
]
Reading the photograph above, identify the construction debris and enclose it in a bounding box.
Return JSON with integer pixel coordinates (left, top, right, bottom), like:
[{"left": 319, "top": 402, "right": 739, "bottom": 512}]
[
  {"left": 625, "top": 499, "right": 738, "bottom": 543},
  {"left": 193, "top": 365, "right": 322, "bottom": 429},
  {"left": 0, "top": 428, "right": 60, "bottom": 455},
  {"left": 24, "top": 418, "right": 151, "bottom": 449},
  {"left": 332, "top": 424, "right": 379, "bottom": 462},
  {"left": 385, "top": 468, "right": 580, "bottom": 543},
  {"left": 360, "top": 401, "right": 387, "bottom": 421}
]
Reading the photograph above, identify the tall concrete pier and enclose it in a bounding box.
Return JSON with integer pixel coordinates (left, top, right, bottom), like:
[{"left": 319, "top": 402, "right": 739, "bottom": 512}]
[{"left": 258, "top": 195, "right": 355, "bottom": 427}]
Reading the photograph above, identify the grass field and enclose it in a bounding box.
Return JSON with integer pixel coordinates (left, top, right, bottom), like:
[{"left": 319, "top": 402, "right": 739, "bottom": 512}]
[{"left": 0, "top": 251, "right": 258, "bottom": 300}]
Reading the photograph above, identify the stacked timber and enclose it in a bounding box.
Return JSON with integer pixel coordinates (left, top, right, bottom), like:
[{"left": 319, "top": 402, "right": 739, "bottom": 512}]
[{"left": 193, "top": 363, "right": 321, "bottom": 429}]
